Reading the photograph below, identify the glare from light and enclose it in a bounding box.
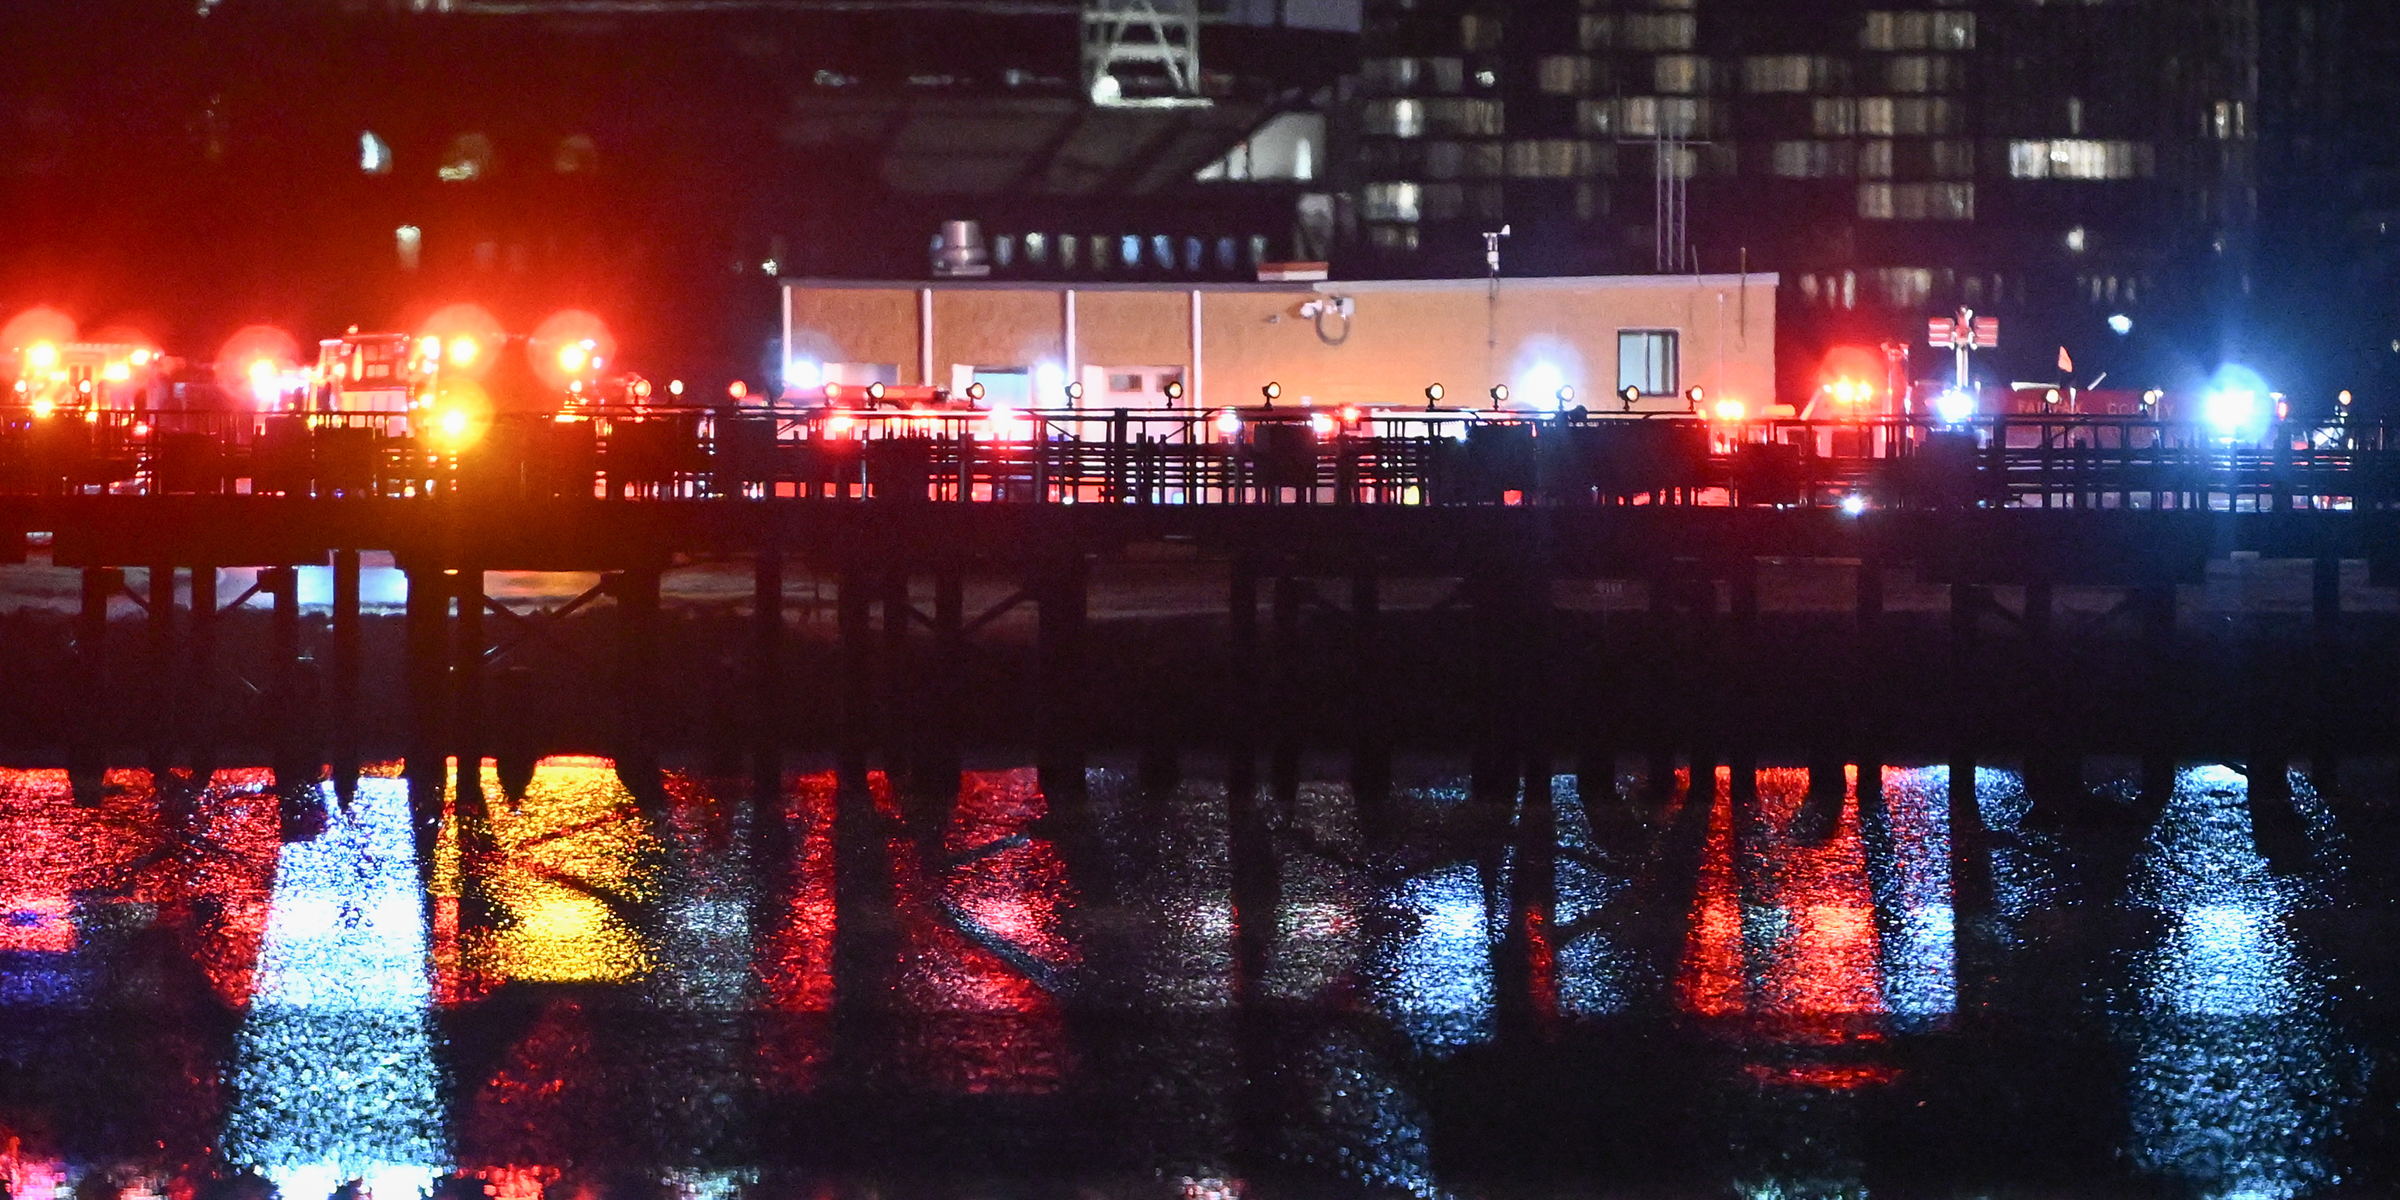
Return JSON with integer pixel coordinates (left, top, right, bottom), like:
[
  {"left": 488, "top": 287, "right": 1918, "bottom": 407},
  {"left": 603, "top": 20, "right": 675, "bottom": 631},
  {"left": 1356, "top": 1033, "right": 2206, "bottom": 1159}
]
[
  {"left": 1214, "top": 408, "right": 1242, "bottom": 436},
  {"left": 1309, "top": 413, "right": 1335, "bottom": 435},
  {"left": 783, "top": 359, "right": 822, "bottom": 389},
  {"left": 1840, "top": 494, "right": 1867, "bottom": 516},
  {"left": 446, "top": 337, "right": 477, "bottom": 368},
  {"left": 30, "top": 398, "right": 54, "bottom": 418},
  {"left": 2108, "top": 313, "right": 2134, "bottom": 335},
  {"left": 2206, "top": 388, "right": 2259, "bottom": 435},
  {"left": 669, "top": 379, "right": 684, "bottom": 396},
  {"left": 24, "top": 342, "right": 58, "bottom": 371},
  {"left": 130, "top": 348, "right": 152, "bottom": 367},
  {"left": 557, "top": 344, "right": 588, "bottom": 373},
  {"left": 1934, "top": 388, "right": 1978, "bottom": 424},
  {"left": 1518, "top": 362, "right": 1564, "bottom": 410},
  {"left": 416, "top": 335, "right": 442, "bottom": 364},
  {"left": 1713, "top": 398, "right": 1746, "bottom": 422},
  {"left": 1034, "top": 361, "right": 1066, "bottom": 401},
  {"left": 101, "top": 362, "right": 130, "bottom": 383}
]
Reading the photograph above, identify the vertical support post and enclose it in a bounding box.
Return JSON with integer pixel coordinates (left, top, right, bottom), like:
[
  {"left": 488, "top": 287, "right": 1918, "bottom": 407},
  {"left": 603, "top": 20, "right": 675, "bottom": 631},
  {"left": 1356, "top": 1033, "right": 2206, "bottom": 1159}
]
[
  {"left": 614, "top": 565, "right": 663, "bottom": 806},
  {"left": 831, "top": 567, "right": 897, "bottom": 1065},
  {"left": 1038, "top": 557, "right": 1092, "bottom": 854},
  {"left": 926, "top": 572, "right": 966, "bottom": 836},
  {"left": 752, "top": 549, "right": 786, "bottom": 836},
  {"left": 1349, "top": 570, "right": 1391, "bottom": 849},
  {"left": 881, "top": 568, "right": 913, "bottom": 800},
  {"left": 267, "top": 566, "right": 321, "bottom": 838},
  {"left": 453, "top": 565, "right": 488, "bottom": 831},
  {"left": 330, "top": 550, "right": 361, "bottom": 801},
  {"left": 1188, "top": 288, "right": 1205, "bottom": 407},
  {"left": 2311, "top": 553, "right": 2342, "bottom": 785},
  {"left": 70, "top": 566, "right": 114, "bottom": 806},
  {"left": 187, "top": 565, "right": 218, "bottom": 786},
  {"left": 403, "top": 565, "right": 448, "bottom": 859},
  {"left": 146, "top": 565, "right": 175, "bottom": 785},
  {"left": 1269, "top": 574, "right": 1303, "bottom": 820},
  {"left": 837, "top": 569, "right": 873, "bottom": 787}
]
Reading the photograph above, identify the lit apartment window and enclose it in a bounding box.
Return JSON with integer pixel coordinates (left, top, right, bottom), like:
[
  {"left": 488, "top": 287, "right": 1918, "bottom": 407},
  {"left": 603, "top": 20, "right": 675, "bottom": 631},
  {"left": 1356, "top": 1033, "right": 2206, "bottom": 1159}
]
[
  {"left": 1858, "top": 182, "right": 1975, "bottom": 220},
  {"left": 1621, "top": 97, "right": 1706, "bottom": 138},
  {"left": 1621, "top": 12, "right": 1695, "bottom": 50},
  {"left": 1812, "top": 98, "right": 1857, "bottom": 136},
  {"left": 1874, "top": 268, "right": 1935, "bottom": 307},
  {"left": 1930, "top": 139, "right": 1975, "bottom": 177},
  {"left": 1861, "top": 140, "right": 1893, "bottom": 178},
  {"left": 1577, "top": 100, "right": 1616, "bottom": 136},
  {"left": 1460, "top": 13, "right": 1502, "bottom": 51},
  {"left": 1363, "top": 181, "right": 1424, "bottom": 222},
  {"left": 1887, "top": 56, "right": 1963, "bottom": 94},
  {"left": 1862, "top": 11, "right": 1973, "bottom": 50},
  {"left": 1428, "top": 98, "right": 1506, "bottom": 137},
  {"left": 1744, "top": 55, "right": 1816, "bottom": 93},
  {"left": 1655, "top": 56, "right": 1708, "bottom": 94},
  {"left": 1537, "top": 56, "right": 1598, "bottom": 95},
  {"left": 1858, "top": 97, "right": 1954, "bottom": 136},
  {"left": 1618, "top": 330, "right": 1679, "bottom": 395},
  {"left": 1363, "top": 99, "right": 1426, "bottom": 138},
  {"left": 2007, "top": 140, "right": 2154, "bottom": 179},
  {"left": 1770, "top": 140, "right": 1851, "bottom": 178},
  {"left": 1423, "top": 141, "right": 1464, "bottom": 178},
  {"left": 1506, "top": 139, "right": 1599, "bottom": 178}
]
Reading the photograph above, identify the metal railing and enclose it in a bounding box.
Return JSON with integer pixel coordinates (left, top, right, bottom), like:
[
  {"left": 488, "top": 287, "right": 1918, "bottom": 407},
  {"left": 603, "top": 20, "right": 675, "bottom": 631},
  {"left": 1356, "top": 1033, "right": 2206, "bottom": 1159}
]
[{"left": 0, "top": 403, "right": 2385, "bottom": 511}]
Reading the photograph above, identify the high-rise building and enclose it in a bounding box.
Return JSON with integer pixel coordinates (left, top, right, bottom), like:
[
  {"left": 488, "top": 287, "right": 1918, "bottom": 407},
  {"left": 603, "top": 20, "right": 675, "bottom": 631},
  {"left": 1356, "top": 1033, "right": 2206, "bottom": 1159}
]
[{"left": 1343, "top": 0, "right": 2268, "bottom": 402}]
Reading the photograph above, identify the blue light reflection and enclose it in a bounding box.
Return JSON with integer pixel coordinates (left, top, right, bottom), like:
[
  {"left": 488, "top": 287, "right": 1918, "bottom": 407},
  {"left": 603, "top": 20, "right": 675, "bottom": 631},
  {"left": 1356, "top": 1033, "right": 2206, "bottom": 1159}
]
[
  {"left": 2125, "top": 766, "right": 2356, "bottom": 1199},
  {"left": 222, "top": 778, "right": 447, "bottom": 1197}
]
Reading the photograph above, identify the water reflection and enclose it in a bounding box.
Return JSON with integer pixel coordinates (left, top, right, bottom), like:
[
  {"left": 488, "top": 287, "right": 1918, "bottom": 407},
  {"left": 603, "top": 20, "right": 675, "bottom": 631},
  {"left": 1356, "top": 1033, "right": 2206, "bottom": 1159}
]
[
  {"left": 0, "top": 754, "right": 2379, "bottom": 1197},
  {"left": 224, "top": 777, "right": 445, "bottom": 1200},
  {"left": 2124, "top": 765, "right": 2358, "bottom": 1199}
]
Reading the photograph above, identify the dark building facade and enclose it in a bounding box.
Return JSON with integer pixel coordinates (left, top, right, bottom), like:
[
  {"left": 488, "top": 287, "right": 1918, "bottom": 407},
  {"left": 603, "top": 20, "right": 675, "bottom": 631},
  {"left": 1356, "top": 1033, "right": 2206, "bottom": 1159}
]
[{"left": 1340, "top": 0, "right": 2272, "bottom": 403}]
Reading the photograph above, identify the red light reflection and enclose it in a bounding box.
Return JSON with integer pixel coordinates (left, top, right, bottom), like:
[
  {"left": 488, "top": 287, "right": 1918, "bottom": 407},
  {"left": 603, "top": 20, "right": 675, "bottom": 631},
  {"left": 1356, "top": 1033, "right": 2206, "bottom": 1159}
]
[{"left": 1678, "top": 766, "right": 1895, "bottom": 1086}]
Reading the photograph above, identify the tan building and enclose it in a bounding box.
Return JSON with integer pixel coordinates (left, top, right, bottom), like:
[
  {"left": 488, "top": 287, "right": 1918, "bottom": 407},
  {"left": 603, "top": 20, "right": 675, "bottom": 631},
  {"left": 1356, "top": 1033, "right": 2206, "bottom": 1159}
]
[{"left": 780, "top": 273, "right": 1778, "bottom": 416}]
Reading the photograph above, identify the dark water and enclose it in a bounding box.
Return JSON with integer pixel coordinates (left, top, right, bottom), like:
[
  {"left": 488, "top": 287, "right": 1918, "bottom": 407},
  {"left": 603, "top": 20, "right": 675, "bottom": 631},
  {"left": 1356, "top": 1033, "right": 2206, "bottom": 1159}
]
[{"left": 2, "top": 754, "right": 2392, "bottom": 1199}]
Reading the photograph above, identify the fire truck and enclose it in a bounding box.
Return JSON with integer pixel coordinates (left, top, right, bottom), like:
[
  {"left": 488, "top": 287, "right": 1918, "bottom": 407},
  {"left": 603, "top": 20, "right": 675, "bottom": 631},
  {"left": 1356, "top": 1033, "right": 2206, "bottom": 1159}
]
[{"left": 5, "top": 341, "right": 170, "bottom": 414}]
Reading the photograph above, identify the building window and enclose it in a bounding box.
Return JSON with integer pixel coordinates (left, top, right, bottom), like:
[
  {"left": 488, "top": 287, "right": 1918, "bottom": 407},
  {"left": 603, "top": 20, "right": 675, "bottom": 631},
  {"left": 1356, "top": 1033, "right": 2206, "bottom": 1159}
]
[
  {"left": 1887, "top": 56, "right": 1963, "bottom": 93},
  {"left": 1618, "top": 12, "right": 1695, "bottom": 50},
  {"left": 1363, "top": 181, "right": 1423, "bottom": 222},
  {"left": 1770, "top": 140, "right": 1852, "bottom": 178},
  {"left": 1858, "top": 182, "right": 1975, "bottom": 220},
  {"left": 1930, "top": 139, "right": 1975, "bottom": 177},
  {"left": 1743, "top": 56, "right": 1818, "bottom": 94},
  {"left": 1537, "top": 56, "right": 1598, "bottom": 95},
  {"left": 2007, "top": 139, "right": 2154, "bottom": 179},
  {"left": 1654, "top": 55, "right": 1708, "bottom": 94},
  {"left": 1618, "top": 330, "right": 1678, "bottom": 396},
  {"left": 1506, "top": 139, "right": 1600, "bottom": 178},
  {"left": 1363, "top": 98, "right": 1426, "bottom": 138},
  {"left": 1858, "top": 97, "right": 1955, "bottom": 136},
  {"left": 1621, "top": 97, "right": 1707, "bottom": 137},
  {"left": 1811, "top": 98, "right": 1857, "bottom": 136},
  {"left": 1460, "top": 13, "right": 1502, "bottom": 51},
  {"left": 1863, "top": 11, "right": 1973, "bottom": 51},
  {"left": 1860, "top": 140, "right": 1893, "bottom": 178}
]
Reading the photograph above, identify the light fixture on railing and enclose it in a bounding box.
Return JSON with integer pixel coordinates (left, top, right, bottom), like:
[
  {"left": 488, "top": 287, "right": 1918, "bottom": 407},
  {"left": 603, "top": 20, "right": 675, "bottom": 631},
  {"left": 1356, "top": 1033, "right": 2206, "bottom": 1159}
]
[
  {"left": 1164, "top": 379, "right": 1185, "bottom": 402},
  {"left": 1261, "top": 381, "right": 1281, "bottom": 407},
  {"left": 1425, "top": 382, "right": 1444, "bottom": 410},
  {"left": 1489, "top": 384, "right": 1509, "bottom": 404},
  {"left": 966, "top": 381, "right": 986, "bottom": 403}
]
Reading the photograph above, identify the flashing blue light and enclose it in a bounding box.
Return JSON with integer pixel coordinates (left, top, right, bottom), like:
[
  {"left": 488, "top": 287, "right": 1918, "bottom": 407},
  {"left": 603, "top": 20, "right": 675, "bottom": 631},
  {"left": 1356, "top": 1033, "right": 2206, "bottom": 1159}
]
[
  {"left": 2202, "top": 365, "right": 2272, "bottom": 439},
  {"left": 783, "top": 358, "right": 822, "bottom": 389},
  {"left": 1839, "top": 494, "right": 1867, "bottom": 517},
  {"left": 1933, "top": 389, "right": 1977, "bottom": 425}
]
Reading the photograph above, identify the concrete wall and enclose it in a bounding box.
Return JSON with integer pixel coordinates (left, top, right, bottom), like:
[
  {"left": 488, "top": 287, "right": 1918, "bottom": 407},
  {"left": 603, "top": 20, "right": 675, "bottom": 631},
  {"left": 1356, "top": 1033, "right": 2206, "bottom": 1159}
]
[{"left": 781, "top": 275, "right": 1778, "bottom": 412}]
